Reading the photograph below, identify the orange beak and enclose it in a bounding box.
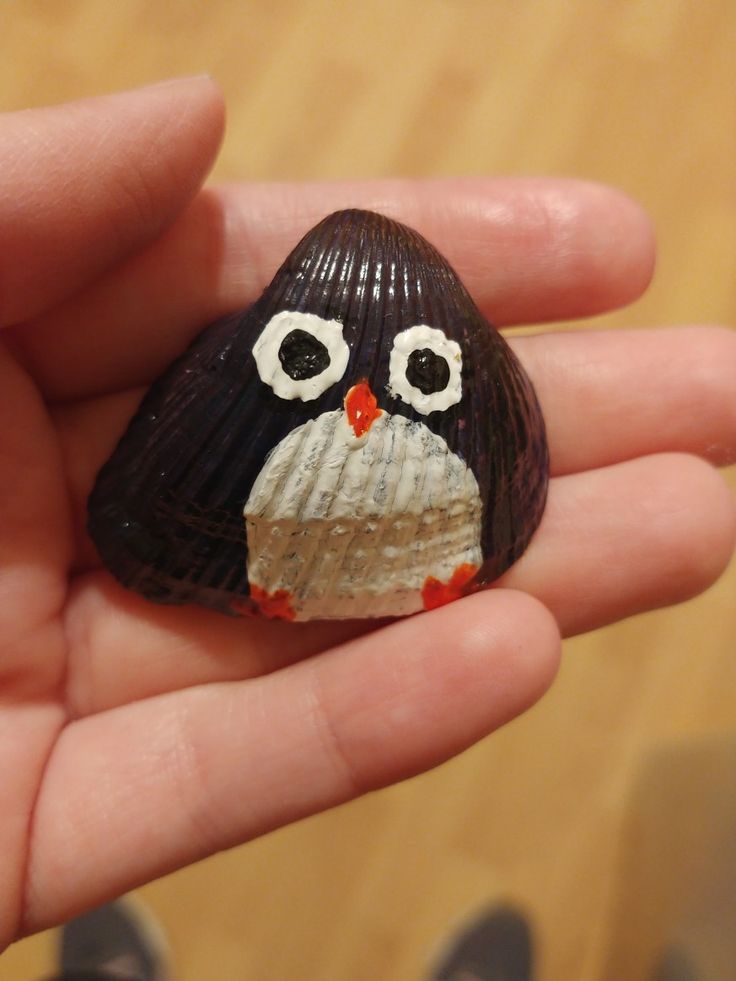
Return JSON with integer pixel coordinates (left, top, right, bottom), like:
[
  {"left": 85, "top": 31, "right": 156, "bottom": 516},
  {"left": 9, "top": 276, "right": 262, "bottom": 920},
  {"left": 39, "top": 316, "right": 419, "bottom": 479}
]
[{"left": 344, "top": 380, "right": 381, "bottom": 438}]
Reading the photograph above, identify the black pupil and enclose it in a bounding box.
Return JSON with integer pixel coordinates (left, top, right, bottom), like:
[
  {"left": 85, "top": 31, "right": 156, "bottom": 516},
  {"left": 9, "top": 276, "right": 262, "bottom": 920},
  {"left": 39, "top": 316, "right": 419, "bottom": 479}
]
[
  {"left": 278, "top": 329, "right": 330, "bottom": 380},
  {"left": 406, "top": 348, "right": 451, "bottom": 395}
]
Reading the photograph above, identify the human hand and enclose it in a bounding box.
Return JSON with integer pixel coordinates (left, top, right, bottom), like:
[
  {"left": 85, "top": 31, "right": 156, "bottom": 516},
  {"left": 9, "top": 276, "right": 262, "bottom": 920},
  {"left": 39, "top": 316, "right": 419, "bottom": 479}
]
[{"left": 2, "top": 77, "right": 734, "bottom": 947}]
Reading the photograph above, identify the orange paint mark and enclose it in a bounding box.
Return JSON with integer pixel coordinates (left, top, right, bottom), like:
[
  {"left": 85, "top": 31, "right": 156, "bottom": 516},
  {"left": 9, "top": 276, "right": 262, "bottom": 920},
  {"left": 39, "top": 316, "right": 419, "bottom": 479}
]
[
  {"left": 345, "top": 381, "right": 380, "bottom": 437},
  {"left": 249, "top": 585, "right": 295, "bottom": 621},
  {"left": 422, "top": 563, "right": 479, "bottom": 611}
]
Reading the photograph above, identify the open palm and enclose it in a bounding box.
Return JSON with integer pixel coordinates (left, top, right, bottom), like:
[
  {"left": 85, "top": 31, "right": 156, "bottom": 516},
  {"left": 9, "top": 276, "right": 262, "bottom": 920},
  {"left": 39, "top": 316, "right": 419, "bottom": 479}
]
[{"left": 2, "top": 78, "right": 734, "bottom": 949}]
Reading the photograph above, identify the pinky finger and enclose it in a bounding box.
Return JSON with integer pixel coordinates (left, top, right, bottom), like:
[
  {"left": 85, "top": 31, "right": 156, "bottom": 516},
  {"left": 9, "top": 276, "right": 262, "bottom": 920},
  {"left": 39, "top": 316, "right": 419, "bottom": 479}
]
[{"left": 21, "top": 590, "right": 559, "bottom": 933}]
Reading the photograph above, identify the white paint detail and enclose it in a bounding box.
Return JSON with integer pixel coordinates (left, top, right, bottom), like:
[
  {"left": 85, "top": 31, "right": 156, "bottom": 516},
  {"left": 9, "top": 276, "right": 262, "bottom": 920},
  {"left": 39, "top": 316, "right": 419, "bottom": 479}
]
[
  {"left": 244, "top": 409, "right": 482, "bottom": 620},
  {"left": 388, "top": 324, "right": 463, "bottom": 414},
  {"left": 252, "top": 310, "right": 349, "bottom": 401}
]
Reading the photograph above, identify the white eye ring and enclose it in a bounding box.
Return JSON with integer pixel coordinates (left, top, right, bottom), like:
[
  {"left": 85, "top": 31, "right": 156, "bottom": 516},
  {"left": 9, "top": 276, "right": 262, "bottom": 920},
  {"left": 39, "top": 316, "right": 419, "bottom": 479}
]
[
  {"left": 387, "top": 325, "right": 462, "bottom": 415},
  {"left": 253, "top": 311, "right": 349, "bottom": 401}
]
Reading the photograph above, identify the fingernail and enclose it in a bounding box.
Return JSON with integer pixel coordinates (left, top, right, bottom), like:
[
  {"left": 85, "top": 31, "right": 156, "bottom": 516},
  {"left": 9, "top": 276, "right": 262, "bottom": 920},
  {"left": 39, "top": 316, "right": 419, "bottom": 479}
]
[{"left": 137, "top": 74, "right": 215, "bottom": 93}]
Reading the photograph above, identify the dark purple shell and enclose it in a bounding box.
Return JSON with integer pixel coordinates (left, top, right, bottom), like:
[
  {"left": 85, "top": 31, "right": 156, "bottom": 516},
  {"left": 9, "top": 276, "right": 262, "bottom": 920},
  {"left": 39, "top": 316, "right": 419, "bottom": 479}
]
[{"left": 88, "top": 209, "right": 548, "bottom": 619}]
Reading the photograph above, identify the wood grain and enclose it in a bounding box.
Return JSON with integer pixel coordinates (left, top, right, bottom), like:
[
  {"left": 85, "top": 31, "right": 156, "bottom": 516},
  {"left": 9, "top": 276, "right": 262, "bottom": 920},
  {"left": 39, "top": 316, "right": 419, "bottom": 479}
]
[{"left": 1, "top": 2, "right": 734, "bottom": 979}]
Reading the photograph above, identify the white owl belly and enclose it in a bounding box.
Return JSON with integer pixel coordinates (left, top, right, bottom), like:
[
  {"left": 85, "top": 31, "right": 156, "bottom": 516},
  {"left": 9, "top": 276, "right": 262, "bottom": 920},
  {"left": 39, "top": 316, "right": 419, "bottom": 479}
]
[{"left": 243, "top": 410, "right": 482, "bottom": 620}]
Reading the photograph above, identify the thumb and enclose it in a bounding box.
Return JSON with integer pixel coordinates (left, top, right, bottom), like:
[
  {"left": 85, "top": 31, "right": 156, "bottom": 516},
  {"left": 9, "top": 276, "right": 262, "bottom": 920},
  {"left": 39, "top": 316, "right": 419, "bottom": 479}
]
[{"left": 0, "top": 76, "right": 224, "bottom": 327}]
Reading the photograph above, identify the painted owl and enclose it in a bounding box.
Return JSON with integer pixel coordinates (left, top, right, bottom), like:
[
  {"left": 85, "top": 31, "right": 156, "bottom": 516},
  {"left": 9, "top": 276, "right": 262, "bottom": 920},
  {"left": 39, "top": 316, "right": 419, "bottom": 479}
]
[{"left": 88, "top": 209, "right": 548, "bottom": 620}]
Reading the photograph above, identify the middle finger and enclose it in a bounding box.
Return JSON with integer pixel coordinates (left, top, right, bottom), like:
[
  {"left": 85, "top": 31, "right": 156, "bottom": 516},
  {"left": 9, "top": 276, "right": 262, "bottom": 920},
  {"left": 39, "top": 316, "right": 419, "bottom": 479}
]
[{"left": 55, "top": 325, "right": 736, "bottom": 568}]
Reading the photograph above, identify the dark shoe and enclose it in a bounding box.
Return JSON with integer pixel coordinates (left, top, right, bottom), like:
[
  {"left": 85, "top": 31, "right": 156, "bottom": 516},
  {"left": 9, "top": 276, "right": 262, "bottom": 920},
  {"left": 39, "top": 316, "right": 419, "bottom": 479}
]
[
  {"left": 650, "top": 947, "right": 700, "bottom": 981},
  {"left": 429, "top": 904, "right": 533, "bottom": 981},
  {"left": 54, "top": 898, "right": 170, "bottom": 981}
]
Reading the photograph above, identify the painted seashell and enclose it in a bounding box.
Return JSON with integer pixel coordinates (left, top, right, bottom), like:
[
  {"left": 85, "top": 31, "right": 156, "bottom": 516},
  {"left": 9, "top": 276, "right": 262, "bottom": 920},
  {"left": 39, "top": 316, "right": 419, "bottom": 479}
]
[{"left": 88, "top": 209, "right": 549, "bottom": 621}]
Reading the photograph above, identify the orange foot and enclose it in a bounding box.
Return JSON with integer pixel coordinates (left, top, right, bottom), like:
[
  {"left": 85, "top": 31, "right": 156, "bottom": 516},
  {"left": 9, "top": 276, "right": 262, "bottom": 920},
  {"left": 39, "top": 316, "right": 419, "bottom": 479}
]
[
  {"left": 248, "top": 585, "right": 295, "bottom": 621},
  {"left": 232, "top": 587, "right": 296, "bottom": 620},
  {"left": 422, "top": 563, "right": 479, "bottom": 611}
]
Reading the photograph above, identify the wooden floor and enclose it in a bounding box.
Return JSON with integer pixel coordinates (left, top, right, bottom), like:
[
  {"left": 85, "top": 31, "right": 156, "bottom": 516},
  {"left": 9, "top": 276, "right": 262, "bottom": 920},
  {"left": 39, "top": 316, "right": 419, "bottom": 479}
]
[{"left": 2, "top": 3, "right": 735, "bottom": 979}]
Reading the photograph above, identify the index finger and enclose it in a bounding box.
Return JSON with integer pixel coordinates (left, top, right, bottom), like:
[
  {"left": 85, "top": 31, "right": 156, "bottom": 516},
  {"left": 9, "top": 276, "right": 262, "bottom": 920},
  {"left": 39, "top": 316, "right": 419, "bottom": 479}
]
[{"left": 13, "top": 177, "right": 655, "bottom": 401}]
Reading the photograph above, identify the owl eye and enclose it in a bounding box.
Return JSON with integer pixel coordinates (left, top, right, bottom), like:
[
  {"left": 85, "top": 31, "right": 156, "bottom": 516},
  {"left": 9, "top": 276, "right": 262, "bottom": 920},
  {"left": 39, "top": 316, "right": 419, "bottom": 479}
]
[
  {"left": 388, "top": 325, "right": 462, "bottom": 414},
  {"left": 253, "top": 311, "right": 349, "bottom": 401}
]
